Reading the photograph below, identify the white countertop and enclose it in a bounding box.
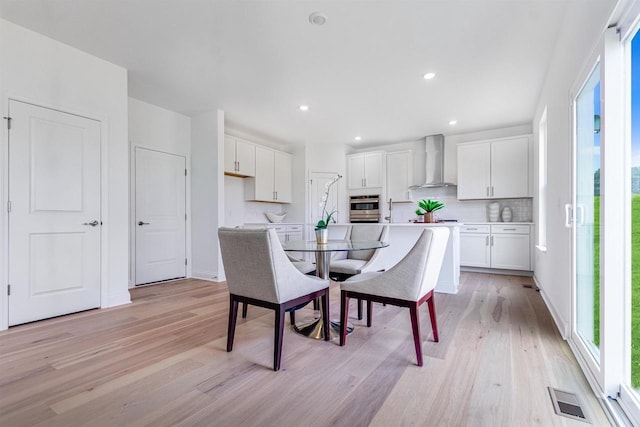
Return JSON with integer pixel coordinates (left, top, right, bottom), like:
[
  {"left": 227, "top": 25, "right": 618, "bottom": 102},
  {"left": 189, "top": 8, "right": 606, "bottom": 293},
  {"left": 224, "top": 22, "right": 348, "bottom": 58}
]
[
  {"left": 461, "top": 222, "right": 534, "bottom": 225},
  {"left": 339, "top": 222, "right": 463, "bottom": 227}
]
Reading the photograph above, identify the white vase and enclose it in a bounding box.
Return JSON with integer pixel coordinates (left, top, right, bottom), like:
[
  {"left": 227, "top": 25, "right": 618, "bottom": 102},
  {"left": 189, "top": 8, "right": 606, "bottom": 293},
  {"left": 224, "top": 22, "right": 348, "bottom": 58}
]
[
  {"left": 501, "top": 207, "right": 513, "bottom": 222},
  {"left": 488, "top": 202, "right": 500, "bottom": 222}
]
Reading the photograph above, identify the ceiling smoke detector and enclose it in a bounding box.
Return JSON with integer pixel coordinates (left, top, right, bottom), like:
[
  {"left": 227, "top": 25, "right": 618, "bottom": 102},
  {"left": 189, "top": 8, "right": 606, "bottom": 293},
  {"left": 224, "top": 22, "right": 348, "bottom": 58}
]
[{"left": 309, "top": 12, "right": 327, "bottom": 26}]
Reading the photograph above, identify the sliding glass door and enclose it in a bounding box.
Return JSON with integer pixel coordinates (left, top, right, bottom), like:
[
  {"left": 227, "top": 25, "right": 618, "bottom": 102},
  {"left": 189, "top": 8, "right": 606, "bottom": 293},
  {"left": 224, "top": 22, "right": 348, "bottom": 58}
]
[
  {"left": 573, "top": 63, "right": 602, "bottom": 368},
  {"left": 619, "top": 27, "right": 640, "bottom": 422}
]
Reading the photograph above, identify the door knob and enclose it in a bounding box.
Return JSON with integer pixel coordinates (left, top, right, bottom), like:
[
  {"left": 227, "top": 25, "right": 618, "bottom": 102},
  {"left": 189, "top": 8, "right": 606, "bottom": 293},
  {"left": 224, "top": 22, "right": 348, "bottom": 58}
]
[
  {"left": 138, "top": 221, "right": 150, "bottom": 226},
  {"left": 83, "top": 220, "right": 99, "bottom": 227}
]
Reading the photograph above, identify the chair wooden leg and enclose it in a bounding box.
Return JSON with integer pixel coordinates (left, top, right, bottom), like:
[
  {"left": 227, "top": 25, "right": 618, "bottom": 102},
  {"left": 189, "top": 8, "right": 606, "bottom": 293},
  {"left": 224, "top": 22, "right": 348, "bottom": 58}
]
[
  {"left": 274, "top": 306, "right": 286, "bottom": 371},
  {"left": 357, "top": 298, "right": 363, "bottom": 320},
  {"left": 242, "top": 302, "right": 248, "bottom": 318},
  {"left": 289, "top": 310, "right": 296, "bottom": 325},
  {"left": 340, "top": 291, "right": 349, "bottom": 346},
  {"left": 367, "top": 300, "right": 373, "bottom": 327},
  {"left": 409, "top": 302, "right": 423, "bottom": 367},
  {"left": 322, "top": 291, "right": 330, "bottom": 342},
  {"left": 427, "top": 293, "right": 439, "bottom": 342},
  {"left": 227, "top": 297, "right": 239, "bottom": 352},
  {"left": 313, "top": 298, "right": 319, "bottom": 311}
]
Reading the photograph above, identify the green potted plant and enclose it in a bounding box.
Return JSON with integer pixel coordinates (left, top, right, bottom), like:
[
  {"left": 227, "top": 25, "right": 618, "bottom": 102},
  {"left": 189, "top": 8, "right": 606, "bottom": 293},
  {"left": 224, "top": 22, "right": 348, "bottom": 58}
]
[
  {"left": 415, "top": 199, "right": 444, "bottom": 223},
  {"left": 315, "top": 174, "right": 342, "bottom": 243}
]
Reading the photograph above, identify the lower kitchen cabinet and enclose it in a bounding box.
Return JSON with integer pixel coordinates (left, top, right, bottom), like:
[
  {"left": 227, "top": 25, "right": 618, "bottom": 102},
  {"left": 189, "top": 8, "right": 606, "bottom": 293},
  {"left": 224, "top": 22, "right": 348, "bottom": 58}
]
[
  {"left": 460, "top": 223, "right": 531, "bottom": 271},
  {"left": 271, "top": 224, "right": 303, "bottom": 243},
  {"left": 459, "top": 225, "right": 491, "bottom": 268}
]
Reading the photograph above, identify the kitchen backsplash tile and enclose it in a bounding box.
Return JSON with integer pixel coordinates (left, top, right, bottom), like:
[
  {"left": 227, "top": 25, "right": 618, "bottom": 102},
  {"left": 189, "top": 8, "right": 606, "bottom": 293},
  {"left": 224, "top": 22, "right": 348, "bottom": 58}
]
[{"left": 388, "top": 186, "right": 533, "bottom": 223}]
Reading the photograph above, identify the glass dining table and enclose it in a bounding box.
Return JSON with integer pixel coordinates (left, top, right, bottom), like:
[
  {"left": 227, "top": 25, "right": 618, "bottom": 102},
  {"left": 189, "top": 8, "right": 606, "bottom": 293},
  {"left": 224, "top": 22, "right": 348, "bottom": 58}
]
[{"left": 282, "top": 239, "right": 389, "bottom": 340}]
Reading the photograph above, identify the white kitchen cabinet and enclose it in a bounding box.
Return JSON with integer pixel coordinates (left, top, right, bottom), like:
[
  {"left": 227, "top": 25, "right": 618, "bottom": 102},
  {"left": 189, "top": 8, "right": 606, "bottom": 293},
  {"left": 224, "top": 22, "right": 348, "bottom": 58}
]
[
  {"left": 281, "top": 224, "right": 303, "bottom": 242},
  {"left": 490, "top": 224, "right": 531, "bottom": 270},
  {"left": 460, "top": 223, "right": 531, "bottom": 271},
  {"left": 386, "top": 150, "right": 413, "bottom": 202},
  {"left": 459, "top": 224, "right": 491, "bottom": 268},
  {"left": 348, "top": 151, "right": 384, "bottom": 189},
  {"left": 224, "top": 135, "right": 255, "bottom": 177},
  {"left": 457, "top": 136, "right": 530, "bottom": 200},
  {"left": 245, "top": 146, "right": 292, "bottom": 203},
  {"left": 274, "top": 150, "right": 292, "bottom": 203},
  {"left": 245, "top": 223, "right": 302, "bottom": 244}
]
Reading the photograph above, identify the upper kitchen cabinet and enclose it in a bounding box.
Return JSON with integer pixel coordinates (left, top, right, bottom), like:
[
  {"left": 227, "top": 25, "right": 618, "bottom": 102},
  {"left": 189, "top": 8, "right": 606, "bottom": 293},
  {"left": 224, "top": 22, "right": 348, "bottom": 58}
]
[
  {"left": 348, "top": 151, "right": 384, "bottom": 189},
  {"left": 224, "top": 135, "right": 256, "bottom": 177},
  {"left": 457, "top": 136, "right": 530, "bottom": 200},
  {"left": 245, "top": 145, "right": 292, "bottom": 203},
  {"left": 386, "top": 150, "right": 413, "bottom": 202}
]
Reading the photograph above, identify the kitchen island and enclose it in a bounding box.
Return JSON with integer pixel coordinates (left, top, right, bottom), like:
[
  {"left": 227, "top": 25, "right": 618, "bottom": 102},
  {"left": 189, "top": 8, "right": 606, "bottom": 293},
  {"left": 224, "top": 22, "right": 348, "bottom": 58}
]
[{"left": 328, "top": 223, "right": 461, "bottom": 294}]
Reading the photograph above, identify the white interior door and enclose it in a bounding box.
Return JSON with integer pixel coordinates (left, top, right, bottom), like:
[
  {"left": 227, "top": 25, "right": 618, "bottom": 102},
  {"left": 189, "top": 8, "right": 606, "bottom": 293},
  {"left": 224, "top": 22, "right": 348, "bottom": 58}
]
[
  {"left": 135, "top": 148, "right": 186, "bottom": 285},
  {"left": 310, "top": 172, "right": 340, "bottom": 226},
  {"left": 8, "top": 100, "right": 101, "bottom": 326}
]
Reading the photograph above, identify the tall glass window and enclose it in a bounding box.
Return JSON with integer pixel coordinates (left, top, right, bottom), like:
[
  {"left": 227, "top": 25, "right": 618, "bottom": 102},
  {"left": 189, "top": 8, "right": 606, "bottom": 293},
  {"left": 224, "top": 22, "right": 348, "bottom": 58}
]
[{"left": 630, "top": 29, "right": 640, "bottom": 390}]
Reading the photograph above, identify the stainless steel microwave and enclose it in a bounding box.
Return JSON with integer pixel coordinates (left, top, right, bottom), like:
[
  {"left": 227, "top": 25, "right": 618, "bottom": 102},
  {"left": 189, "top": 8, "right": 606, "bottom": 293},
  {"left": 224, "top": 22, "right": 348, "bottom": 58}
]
[{"left": 349, "top": 195, "right": 380, "bottom": 223}]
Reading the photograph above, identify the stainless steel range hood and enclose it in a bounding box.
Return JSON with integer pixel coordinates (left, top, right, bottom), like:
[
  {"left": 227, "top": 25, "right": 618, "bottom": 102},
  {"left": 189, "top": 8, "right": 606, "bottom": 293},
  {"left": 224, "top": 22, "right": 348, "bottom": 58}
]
[{"left": 410, "top": 134, "right": 456, "bottom": 189}]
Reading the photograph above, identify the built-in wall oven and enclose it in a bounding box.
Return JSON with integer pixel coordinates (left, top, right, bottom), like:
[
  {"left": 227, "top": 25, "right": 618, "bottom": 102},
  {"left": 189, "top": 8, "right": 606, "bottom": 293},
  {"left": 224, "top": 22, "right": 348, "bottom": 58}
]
[{"left": 349, "top": 195, "right": 380, "bottom": 223}]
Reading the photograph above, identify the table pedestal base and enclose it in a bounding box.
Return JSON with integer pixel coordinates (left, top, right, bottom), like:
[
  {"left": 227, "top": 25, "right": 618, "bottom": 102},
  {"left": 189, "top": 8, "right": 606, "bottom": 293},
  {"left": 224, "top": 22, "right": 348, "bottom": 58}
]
[{"left": 293, "top": 316, "right": 353, "bottom": 340}]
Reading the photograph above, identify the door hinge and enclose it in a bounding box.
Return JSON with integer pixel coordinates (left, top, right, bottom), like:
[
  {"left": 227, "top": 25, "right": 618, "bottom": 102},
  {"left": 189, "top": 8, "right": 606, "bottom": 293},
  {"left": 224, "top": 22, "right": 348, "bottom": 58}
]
[
  {"left": 185, "top": 258, "right": 188, "bottom": 266},
  {"left": 185, "top": 213, "right": 187, "bottom": 220},
  {"left": 7, "top": 201, "right": 11, "bottom": 213},
  {"left": 7, "top": 284, "right": 10, "bottom": 296},
  {"left": 185, "top": 169, "right": 187, "bottom": 176},
  {"left": 3, "top": 116, "right": 11, "bottom": 130}
]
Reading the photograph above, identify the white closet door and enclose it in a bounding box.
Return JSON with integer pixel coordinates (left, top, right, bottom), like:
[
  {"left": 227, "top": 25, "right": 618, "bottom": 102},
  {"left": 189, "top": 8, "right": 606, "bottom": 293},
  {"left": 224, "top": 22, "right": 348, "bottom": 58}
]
[
  {"left": 135, "top": 148, "right": 186, "bottom": 285},
  {"left": 8, "top": 100, "right": 101, "bottom": 326}
]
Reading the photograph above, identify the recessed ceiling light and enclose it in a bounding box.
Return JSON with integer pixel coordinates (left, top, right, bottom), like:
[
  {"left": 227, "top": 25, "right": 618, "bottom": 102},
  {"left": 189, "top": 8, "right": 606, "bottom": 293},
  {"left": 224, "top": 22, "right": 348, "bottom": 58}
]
[
  {"left": 309, "top": 12, "right": 327, "bottom": 26},
  {"left": 299, "top": 105, "right": 309, "bottom": 111},
  {"left": 449, "top": 120, "right": 457, "bottom": 125},
  {"left": 354, "top": 136, "right": 362, "bottom": 141},
  {"left": 423, "top": 72, "right": 436, "bottom": 80}
]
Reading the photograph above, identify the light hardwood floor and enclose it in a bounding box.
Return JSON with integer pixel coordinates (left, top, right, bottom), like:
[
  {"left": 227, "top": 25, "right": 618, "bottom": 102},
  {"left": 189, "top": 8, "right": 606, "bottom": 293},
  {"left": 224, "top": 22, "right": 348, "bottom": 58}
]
[{"left": 0, "top": 273, "right": 611, "bottom": 426}]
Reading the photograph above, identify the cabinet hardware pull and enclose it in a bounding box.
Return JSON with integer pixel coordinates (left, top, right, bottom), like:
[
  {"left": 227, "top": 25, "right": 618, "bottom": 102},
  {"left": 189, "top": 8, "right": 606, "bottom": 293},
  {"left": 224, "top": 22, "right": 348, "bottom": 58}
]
[
  {"left": 491, "top": 236, "right": 494, "bottom": 246},
  {"left": 503, "top": 228, "right": 516, "bottom": 231},
  {"left": 485, "top": 236, "right": 489, "bottom": 246},
  {"left": 491, "top": 186, "right": 494, "bottom": 197},
  {"left": 486, "top": 187, "right": 489, "bottom": 196},
  {"left": 467, "top": 228, "right": 477, "bottom": 230}
]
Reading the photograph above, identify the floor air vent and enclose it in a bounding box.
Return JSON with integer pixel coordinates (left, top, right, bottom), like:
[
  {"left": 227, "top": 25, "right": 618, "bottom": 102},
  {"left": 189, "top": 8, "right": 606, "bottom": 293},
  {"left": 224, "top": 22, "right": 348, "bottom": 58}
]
[{"left": 548, "top": 387, "right": 590, "bottom": 423}]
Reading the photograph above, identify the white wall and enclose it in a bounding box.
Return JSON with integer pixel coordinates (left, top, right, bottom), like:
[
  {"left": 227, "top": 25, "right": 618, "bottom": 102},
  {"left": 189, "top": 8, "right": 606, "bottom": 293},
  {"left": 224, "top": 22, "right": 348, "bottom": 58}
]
[
  {"left": 128, "top": 97, "right": 191, "bottom": 286},
  {"left": 532, "top": 1, "right": 616, "bottom": 337},
  {"left": 191, "top": 110, "right": 224, "bottom": 280},
  {"left": 0, "top": 19, "right": 130, "bottom": 329}
]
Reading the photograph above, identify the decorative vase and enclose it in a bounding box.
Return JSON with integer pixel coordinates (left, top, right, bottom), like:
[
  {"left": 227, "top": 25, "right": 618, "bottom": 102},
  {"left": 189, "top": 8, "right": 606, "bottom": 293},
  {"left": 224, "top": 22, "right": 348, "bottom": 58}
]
[
  {"left": 315, "top": 228, "right": 328, "bottom": 244},
  {"left": 488, "top": 202, "right": 500, "bottom": 222},
  {"left": 501, "top": 207, "right": 513, "bottom": 222},
  {"left": 424, "top": 212, "right": 435, "bottom": 223}
]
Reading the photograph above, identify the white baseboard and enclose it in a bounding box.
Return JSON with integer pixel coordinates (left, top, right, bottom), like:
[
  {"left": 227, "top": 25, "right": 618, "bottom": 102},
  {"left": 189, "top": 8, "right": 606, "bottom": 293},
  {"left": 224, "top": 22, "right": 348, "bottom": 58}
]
[
  {"left": 191, "top": 270, "right": 224, "bottom": 282},
  {"left": 461, "top": 266, "right": 533, "bottom": 277},
  {"left": 104, "top": 291, "right": 131, "bottom": 308},
  {"left": 534, "top": 276, "right": 570, "bottom": 339}
]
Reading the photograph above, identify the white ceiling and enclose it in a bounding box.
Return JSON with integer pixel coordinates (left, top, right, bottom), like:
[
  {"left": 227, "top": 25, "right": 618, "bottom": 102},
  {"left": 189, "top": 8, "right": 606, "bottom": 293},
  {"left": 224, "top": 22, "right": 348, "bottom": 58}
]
[{"left": 0, "top": 1, "right": 576, "bottom": 146}]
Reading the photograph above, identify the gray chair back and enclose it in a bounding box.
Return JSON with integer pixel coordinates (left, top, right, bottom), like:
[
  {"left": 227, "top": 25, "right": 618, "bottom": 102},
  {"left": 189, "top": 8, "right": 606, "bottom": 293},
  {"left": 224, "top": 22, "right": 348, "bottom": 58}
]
[
  {"left": 218, "top": 227, "right": 307, "bottom": 304},
  {"left": 347, "top": 224, "right": 389, "bottom": 260}
]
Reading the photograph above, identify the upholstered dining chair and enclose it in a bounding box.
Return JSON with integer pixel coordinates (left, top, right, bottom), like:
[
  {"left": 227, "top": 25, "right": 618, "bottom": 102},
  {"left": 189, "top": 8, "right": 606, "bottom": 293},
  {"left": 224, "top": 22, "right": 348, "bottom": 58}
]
[
  {"left": 329, "top": 224, "right": 389, "bottom": 319},
  {"left": 339, "top": 227, "right": 449, "bottom": 366},
  {"left": 218, "top": 227, "right": 330, "bottom": 371}
]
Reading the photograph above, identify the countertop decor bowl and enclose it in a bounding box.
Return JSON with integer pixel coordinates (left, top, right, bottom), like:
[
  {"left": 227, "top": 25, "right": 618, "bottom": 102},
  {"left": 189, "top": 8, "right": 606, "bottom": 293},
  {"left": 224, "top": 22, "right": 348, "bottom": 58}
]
[{"left": 265, "top": 212, "right": 287, "bottom": 223}]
